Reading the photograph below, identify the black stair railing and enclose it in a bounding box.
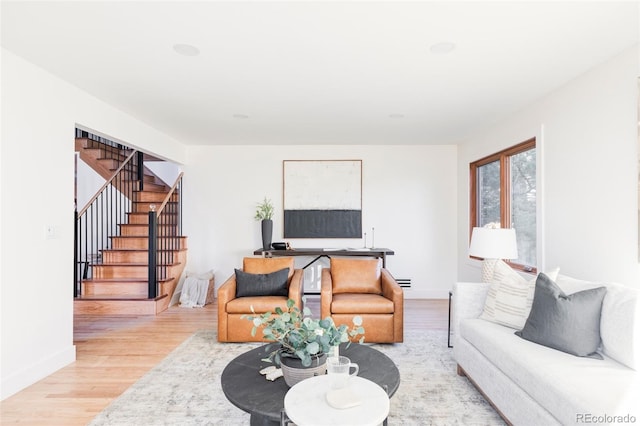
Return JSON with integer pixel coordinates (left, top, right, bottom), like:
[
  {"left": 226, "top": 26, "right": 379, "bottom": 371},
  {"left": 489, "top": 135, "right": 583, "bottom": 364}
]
[
  {"left": 74, "top": 146, "right": 141, "bottom": 297},
  {"left": 76, "top": 129, "right": 145, "bottom": 184},
  {"left": 76, "top": 129, "right": 124, "bottom": 160},
  {"left": 147, "top": 173, "right": 184, "bottom": 298}
]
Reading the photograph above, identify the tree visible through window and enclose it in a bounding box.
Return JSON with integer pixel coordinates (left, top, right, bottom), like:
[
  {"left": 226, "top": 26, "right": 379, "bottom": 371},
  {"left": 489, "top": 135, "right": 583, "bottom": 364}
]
[
  {"left": 470, "top": 138, "right": 536, "bottom": 271},
  {"left": 478, "top": 160, "right": 500, "bottom": 227}
]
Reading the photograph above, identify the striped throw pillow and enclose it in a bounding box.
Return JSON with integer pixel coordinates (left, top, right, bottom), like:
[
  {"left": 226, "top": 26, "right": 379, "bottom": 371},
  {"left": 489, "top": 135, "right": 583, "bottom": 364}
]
[{"left": 480, "top": 260, "right": 559, "bottom": 330}]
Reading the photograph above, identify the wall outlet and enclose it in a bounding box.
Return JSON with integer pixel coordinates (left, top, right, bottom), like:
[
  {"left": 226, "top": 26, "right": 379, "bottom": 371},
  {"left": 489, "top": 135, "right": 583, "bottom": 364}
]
[{"left": 45, "top": 225, "right": 57, "bottom": 239}]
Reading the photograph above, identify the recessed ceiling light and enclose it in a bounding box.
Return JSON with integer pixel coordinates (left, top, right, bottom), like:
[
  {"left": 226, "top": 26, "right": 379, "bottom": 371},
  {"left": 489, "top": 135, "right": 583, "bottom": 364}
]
[
  {"left": 233, "top": 114, "right": 249, "bottom": 119},
  {"left": 429, "top": 41, "right": 456, "bottom": 55},
  {"left": 389, "top": 114, "right": 405, "bottom": 119},
  {"left": 172, "top": 43, "right": 200, "bottom": 57}
]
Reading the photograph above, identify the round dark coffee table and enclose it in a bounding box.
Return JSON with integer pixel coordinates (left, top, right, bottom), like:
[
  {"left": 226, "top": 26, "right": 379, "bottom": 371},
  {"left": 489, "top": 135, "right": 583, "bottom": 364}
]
[{"left": 221, "top": 342, "right": 400, "bottom": 426}]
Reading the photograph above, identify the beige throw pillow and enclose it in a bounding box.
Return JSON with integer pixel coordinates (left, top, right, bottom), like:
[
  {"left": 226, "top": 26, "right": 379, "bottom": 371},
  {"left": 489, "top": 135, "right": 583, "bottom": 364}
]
[{"left": 480, "top": 260, "right": 559, "bottom": 330}]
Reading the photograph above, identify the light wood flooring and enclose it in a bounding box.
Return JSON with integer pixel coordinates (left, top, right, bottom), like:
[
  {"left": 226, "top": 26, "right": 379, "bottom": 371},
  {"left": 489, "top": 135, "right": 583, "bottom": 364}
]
[{"left": 0, "top": 298, "right": 448, "bottom": 425}]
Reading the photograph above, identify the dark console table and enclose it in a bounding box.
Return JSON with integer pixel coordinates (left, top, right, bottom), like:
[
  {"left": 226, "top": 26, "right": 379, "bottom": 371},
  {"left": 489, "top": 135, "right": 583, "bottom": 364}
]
[
  {"left": 221, "top": 342, "right": 400, "bottom": 426},
  {"left": 253, "top": 247, "right": 394, "bottom": 268}
]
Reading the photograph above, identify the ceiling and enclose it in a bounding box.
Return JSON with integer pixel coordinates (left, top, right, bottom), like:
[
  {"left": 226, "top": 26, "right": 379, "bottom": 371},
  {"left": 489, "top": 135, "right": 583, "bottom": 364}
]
[{"left": 1, "top": 1, "right": 638, "bottom": 146}]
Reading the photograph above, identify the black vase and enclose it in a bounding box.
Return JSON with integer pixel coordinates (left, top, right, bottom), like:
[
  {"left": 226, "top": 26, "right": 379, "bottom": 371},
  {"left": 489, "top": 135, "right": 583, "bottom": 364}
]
[{"left": 261, "top": 219, "right": 273, "bottom": 250}]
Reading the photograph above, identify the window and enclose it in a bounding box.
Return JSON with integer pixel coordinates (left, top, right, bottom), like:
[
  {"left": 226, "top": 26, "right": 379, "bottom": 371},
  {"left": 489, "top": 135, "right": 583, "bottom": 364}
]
[{"left": 470, "top": 138, "right": 536, "bottom": 272}]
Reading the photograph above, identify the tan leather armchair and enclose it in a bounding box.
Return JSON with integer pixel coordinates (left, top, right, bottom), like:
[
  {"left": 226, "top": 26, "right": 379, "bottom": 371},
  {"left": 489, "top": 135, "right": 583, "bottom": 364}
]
[
  {"left": 321, "top": 258, "right": 403, "bottom": 343},
  {"left": 217, "top": 257, "right": 303, "bottom": 342}
]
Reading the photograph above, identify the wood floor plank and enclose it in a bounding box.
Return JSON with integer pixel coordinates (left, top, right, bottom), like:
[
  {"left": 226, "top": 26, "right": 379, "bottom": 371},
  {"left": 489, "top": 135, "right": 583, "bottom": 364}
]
[{"left": 0, "top": 298, "right": 448, "bottom": 425}]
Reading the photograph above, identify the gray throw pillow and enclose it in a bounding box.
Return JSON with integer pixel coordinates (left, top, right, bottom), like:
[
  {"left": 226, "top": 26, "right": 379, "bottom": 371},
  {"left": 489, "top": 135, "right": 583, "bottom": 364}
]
[
  {"left": 515, "top": 273, "right": 606, "bottom": 359},
  {"left": 235, "top": 267, "right": 290, "bottom": 298}
]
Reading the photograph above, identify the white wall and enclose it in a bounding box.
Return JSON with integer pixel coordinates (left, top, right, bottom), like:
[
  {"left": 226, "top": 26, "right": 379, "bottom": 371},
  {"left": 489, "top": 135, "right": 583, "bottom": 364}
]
[
  {"left": 0, "top": 49, "right": 186, "bottom": 400},
  {"left": 457, "top": 46, "right": 639, "bottom": 287},
  {"left": 182, "top": 144, "right": 458, "bottom": 299},
  {"left": 145, "top": 161, "right": 182, "bottom": 187},
  {"left": 75, "top": 153, "right": 106, "bottom": 209}
]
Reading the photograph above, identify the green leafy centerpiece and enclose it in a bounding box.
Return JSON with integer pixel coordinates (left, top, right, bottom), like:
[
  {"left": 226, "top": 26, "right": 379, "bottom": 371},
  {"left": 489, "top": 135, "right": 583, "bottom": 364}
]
[{"left": 245, "top": 299, "right": 364, "bottom": 386}]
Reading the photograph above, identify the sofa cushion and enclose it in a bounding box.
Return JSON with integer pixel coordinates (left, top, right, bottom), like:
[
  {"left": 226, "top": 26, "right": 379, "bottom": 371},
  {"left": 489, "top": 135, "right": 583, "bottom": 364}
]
[
  {"left": 599, "top": 284, "right": 640, "bottom": 370},
  {"left": 556, "top": 275, "right": 640, "bottom": 370},
  {"left": 226, "top": 295, "right": 290, "bottom": 314},
  {"left": 331, "top": 293, "right": 394, "bottom": 314},
  {"left": 516, "top": 273, "right": 606, "bottom": 359},
  {"left": 330, "top": 258, "right": 382, "bottom": 294},
  {"left": 235, "top": 267, "right": 290, "bottom": 298},
  {"left": 480, "top": 260, "right": 559, "bottom": 330},
  {"left": 460, "top": 318, "right": 640, "bottom": 425}
]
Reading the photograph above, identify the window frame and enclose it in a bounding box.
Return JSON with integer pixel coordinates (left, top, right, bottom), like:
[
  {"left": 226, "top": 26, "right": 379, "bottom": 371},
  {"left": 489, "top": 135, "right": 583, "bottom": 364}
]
[{"left": 469, "top": 137, "right": 537, "bottom": 274}]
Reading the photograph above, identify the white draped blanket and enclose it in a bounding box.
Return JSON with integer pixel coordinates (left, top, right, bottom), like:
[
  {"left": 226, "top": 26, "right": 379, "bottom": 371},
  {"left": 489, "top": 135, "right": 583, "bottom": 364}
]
[{"left": 180, "top": 271, "right": 215, "bottom": 308}]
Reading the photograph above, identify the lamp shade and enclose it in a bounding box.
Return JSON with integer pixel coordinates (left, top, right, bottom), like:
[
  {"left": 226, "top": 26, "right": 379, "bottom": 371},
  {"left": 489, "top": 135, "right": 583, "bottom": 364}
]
[{"left": 469, "top": 227, "right": 518, "bottom": 260}]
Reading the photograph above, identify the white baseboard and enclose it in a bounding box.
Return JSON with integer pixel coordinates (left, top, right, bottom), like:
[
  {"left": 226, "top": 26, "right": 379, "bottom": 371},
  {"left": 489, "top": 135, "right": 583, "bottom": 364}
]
[
  {"left": 403, "top": 289, "right": 451, "bottom": 299},
  {"left": 1, "top": 345, "right": 76, "bottom": 400}
]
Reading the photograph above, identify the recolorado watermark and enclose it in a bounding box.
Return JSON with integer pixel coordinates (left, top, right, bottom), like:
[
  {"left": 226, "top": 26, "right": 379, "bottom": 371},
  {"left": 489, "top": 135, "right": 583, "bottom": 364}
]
[{"left": 577, "top": 413, "right": 636, "bottom": 424}]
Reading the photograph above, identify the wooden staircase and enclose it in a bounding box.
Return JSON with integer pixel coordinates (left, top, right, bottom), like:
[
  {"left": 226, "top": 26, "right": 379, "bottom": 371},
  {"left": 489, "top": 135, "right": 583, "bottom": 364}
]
[{"left": 74, "top": 136, "right": 187, "bottom": 315}]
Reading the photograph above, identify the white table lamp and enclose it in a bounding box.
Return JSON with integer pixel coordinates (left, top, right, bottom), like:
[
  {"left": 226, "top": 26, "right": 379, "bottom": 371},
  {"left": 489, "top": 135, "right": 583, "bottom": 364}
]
[{"left": 469, "top": 227, "right": 518, "bottom": 282}]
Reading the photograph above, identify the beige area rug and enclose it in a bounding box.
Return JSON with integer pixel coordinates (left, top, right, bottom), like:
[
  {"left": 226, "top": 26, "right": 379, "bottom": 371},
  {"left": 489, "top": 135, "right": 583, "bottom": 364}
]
[{"left": 89, "top": 330, "right": 504, "bottom": 425}]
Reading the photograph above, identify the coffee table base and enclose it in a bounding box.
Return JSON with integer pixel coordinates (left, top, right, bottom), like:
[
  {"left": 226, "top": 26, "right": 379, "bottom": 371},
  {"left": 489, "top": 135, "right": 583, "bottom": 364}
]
[{"left": 250, "top": 413, "right": 279, "bottom": 426}]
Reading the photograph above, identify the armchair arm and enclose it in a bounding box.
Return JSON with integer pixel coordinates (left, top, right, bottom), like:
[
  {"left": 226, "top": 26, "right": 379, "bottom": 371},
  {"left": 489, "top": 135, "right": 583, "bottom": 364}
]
[
  {"left": 288, "top": 269, "right": 304, "bottom": 310},
  {"left": 217, "top": 275, "right": 237, "bottom": 303},
  {"left": 217, "top": 274, "right": 238, "bottom": 342},
  {"left": 381, "top": 268, "right": 404, "bottom": 342},
  {"left": 380, "top": 269, "right": 403, "bottom": 302},
  {"left": 320, "top": 268, "right": 333, "bottom": 319}
]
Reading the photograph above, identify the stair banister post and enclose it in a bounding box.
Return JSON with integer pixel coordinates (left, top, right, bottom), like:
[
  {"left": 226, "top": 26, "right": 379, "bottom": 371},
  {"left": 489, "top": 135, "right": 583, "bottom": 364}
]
[
  {"left": 137, "top": 152, "right": 144, "bottom": 191},
  {"left": 148, "top": 206, "right": 158, "bottom": 299},
  {"left": 74, "top": 208, "right": 79, "bottom": 298}
]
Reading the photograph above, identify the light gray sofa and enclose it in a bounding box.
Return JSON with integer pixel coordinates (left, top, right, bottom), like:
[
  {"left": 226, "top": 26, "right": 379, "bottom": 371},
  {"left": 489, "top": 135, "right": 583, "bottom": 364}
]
[{"left": 453, "top": 275, "right": 640, "bottom": 426}]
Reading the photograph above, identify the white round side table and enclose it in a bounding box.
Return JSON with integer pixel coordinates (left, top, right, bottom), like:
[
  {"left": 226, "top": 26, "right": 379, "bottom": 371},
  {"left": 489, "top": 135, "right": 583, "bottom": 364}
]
[{"left": 284, "top": 375, "right": 390, "bottom": 426}]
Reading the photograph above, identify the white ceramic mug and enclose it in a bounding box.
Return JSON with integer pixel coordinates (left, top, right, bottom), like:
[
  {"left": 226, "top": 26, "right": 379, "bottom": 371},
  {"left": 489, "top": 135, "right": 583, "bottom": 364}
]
[{"left": 326, "top": 356, "right": 359, "bottom": 389}]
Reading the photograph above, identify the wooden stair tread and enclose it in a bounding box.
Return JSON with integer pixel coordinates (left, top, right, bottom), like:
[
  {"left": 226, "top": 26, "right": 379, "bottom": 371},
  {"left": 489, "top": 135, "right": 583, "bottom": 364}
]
[
  {"left": 128, "top": 211, "right": 177, "bottom": 214},
  {"left": 101, "top": 248, "right": 187, "bottom": 252},
  {"left": 127, "top": 212, "right": 178, "bottom": 216},
  {"left": 75, "top": 294, "right": 168, "bottom": 301},
  {"left": 142, "top": 153, "right": 164, "bottom": 161},
  {"left": 118, "top": 224, "right": 177, "bottom": 227},
  {"left": 82, "top": 277, "right": 175, "bottom": 283},
  {"left": 110, "top": 235, "right": 186, "bottom": 239},
  {"left": 91, "top": 262, "right": 182, "bottom": 267},
  {"left": 121, "top": 183, "right": 168, "bottom": 192}
]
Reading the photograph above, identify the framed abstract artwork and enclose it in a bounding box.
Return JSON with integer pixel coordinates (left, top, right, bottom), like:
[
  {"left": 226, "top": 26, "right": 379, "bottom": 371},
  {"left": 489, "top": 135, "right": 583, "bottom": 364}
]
[{"left": 283, "top": 160, "right": 362, "bottom": 238}]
